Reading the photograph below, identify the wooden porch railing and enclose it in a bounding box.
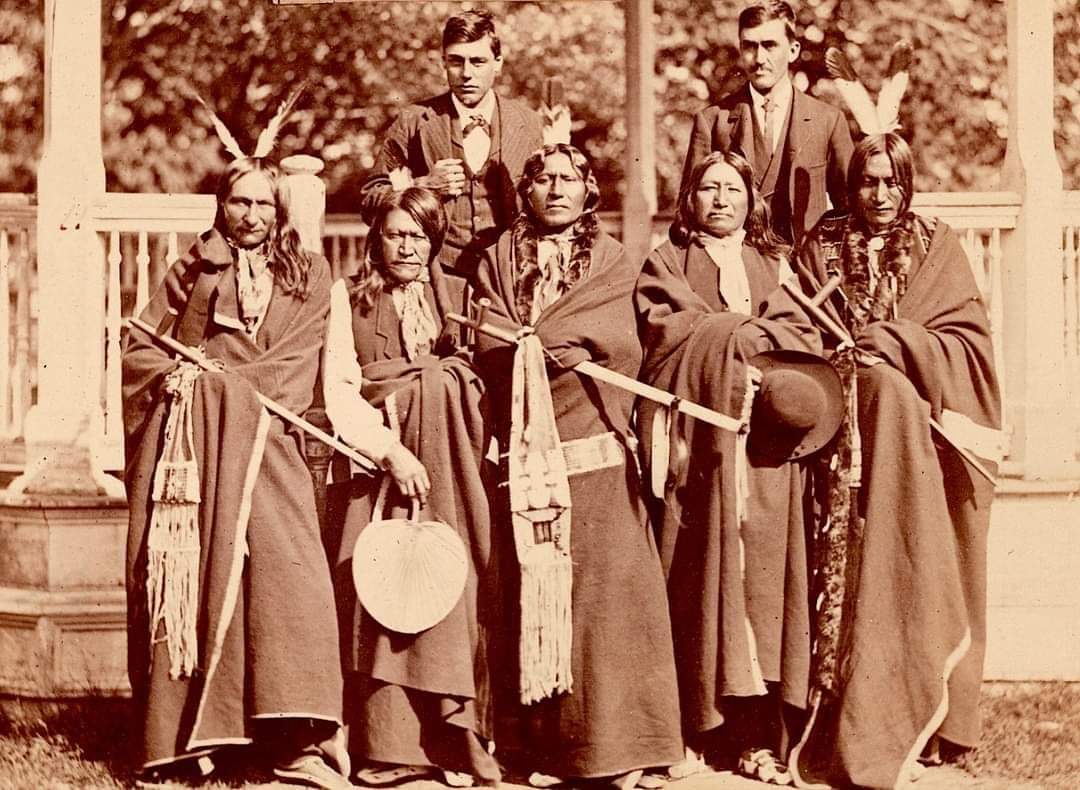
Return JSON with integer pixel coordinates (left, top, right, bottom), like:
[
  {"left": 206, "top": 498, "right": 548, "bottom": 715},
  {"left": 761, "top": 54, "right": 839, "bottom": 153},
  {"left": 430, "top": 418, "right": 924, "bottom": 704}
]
[{"left": 0, "top": 190, "right": 1057, "bottom": 474}]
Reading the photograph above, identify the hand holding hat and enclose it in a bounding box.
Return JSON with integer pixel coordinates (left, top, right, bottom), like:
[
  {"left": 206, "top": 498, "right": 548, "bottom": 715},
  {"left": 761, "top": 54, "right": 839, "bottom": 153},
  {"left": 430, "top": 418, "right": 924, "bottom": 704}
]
[{"left": 747, "top": 349, "right": 844, "bottom": 462}]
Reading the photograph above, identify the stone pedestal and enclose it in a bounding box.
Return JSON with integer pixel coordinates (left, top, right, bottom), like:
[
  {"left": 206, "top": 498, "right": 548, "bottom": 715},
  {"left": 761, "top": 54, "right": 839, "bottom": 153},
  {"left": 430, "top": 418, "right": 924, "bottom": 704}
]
[{"left": 0, "top": 495, "right": 129, "bottom": 696}]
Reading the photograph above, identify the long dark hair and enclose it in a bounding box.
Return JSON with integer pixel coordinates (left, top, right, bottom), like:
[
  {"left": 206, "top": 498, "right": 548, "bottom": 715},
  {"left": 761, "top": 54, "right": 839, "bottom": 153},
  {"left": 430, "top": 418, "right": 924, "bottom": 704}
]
[
  {"left": 348, "top": 186, "right": 448, "bottom": 313},
  {"left": 672, "top": 149, "right": 790, "bottom": 260},
  {"left": 214, "top": 158, "right": 313, "bottom": 298},
  {"left": 512, "top": 144, "right": 602, "bottom": 318},
  {"left": 847, "top": 133, "right": 915, "bottom": 228}
]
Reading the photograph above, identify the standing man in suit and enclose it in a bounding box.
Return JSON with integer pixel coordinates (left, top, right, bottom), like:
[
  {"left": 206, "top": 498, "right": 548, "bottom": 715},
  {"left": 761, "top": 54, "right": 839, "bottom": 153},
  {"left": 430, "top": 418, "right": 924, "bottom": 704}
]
[
  {"left": 680, "top": 1, "right": 853, "bottom": 246},
  {"left": 360, "top": 10, "right": 543, "bottom": 282}
]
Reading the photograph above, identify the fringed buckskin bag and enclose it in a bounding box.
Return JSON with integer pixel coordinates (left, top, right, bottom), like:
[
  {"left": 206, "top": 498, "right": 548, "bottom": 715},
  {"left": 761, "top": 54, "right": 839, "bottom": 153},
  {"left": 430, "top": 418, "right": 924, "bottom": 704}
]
[{"left": 146, "top": 360, "right": 203, "bottom": 680}]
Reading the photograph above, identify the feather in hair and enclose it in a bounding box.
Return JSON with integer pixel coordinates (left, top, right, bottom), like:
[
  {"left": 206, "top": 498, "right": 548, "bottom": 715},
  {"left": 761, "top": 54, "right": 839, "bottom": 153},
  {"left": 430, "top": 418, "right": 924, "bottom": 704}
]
[
  {"left": 541, "top": 77, "right": 571, "bottom": 146},
  {"left": 252, "top": 81, "right": 307, "bottom": 159},
  {"left": 875, "top": 40, "right": 913, "bottom": 133},
  {"left": 825, "top": 47, "right": 882, "bottom": 136},
  {"left": 193, "top": 93, "right": 247, "bottom": 160},
  {"left": 541, "top": 105, "right": 571, "bottom": 146},
  {"left": 388, "top": 167, "right": 414, "bottom": 192}
]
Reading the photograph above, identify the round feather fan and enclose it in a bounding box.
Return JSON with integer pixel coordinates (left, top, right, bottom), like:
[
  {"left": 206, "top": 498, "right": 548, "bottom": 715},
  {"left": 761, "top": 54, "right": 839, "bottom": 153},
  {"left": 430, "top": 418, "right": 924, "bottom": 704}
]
[{"left": 352, "top": 515, "right": 469, "bottom": 635}]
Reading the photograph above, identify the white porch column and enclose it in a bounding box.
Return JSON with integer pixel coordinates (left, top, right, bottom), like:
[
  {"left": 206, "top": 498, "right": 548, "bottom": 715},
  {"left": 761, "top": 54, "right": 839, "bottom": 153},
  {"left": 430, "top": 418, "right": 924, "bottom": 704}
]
[
  {"left": 999, "top": 0, "right": 1074, "bottom": 480},
  {"left": 6, "top": 0, "right": 121, "bottom": 499},
  {"left": 622, "top": 0, "right": 656, "bottom": 266}
]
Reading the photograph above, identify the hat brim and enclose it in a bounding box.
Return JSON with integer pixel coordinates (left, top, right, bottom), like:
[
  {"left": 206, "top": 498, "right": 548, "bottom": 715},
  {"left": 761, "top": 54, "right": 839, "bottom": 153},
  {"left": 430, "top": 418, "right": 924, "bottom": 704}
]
[{"left": 748, "top": 348, "right": 844, "bottom": 462}]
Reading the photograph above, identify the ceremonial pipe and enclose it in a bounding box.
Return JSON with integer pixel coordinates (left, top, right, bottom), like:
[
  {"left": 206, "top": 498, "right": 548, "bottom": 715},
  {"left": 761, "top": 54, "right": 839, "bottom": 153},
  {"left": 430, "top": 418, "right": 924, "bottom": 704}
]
[
  {"left": 781, "top": 280, "right": 997, "bottom": 487},
  {"left": 446, "top": 309, "right": 744, "bottom": 433},
  {"left": 126, "top": 317, "right": 378, "bottom": 473}
]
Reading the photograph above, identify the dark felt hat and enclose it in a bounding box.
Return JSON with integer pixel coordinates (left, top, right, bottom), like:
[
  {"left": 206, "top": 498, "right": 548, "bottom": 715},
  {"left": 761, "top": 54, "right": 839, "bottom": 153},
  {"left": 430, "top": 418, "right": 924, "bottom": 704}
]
[{"left": 747, "top": 349, "right": 844, "bottom": 462}]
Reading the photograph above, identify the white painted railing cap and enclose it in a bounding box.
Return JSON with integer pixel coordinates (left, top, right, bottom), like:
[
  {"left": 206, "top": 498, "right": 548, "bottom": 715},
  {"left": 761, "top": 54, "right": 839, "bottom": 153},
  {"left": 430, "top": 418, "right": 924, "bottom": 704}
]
[{"left": 280, "top": 154, "right": 324, "bottom": 175}]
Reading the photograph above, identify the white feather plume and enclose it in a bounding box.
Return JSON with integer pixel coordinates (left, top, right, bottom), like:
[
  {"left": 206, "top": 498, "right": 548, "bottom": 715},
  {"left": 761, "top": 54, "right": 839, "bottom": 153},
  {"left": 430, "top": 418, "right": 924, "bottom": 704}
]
[
  {"left": 825, "top": 41, "right": 912, "bottom": 136},
  {"left": 540, "top": 77, "right": 571, "bottom": 146},
  {"left": 388, "top": 167, "right": 414, "bottom": 192},
  {"left": 252, "top": 81, "right": 307, "bottom": 160},
  {"left": 874, "top": 41, "right": 913, "bottom": 134},
  {"left": 193, "top": 93, "right": 247, "bottom": 160},
  {"left": 541, "top": 105, "right": 571, "bottom": 146},
  {"left": 825, "top": 47, "right": 882, "bottom": 136}
]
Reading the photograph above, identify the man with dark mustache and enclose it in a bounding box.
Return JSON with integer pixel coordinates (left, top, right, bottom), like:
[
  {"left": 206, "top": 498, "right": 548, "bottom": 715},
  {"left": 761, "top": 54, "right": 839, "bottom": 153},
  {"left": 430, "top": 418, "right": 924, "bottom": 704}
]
[{"left": 679, "top": 1, "right": 853, "bottom": 246}]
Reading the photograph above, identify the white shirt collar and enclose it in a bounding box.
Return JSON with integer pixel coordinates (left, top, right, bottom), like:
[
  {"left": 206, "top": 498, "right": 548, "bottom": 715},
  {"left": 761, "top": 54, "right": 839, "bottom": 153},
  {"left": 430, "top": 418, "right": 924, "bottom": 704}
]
[
  {"left": 749, "top": 77, "right": 793, "bottom": 115},
  {"left": 451, "top": 91, "right": 496, "bottom": 126}
]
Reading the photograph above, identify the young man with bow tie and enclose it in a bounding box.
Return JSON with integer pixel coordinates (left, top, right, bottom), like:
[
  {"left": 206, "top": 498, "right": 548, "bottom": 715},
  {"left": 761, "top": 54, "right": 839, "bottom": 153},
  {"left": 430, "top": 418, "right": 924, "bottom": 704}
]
[{"left": 360, "top": 10, "right": 543, "bottom": 283}]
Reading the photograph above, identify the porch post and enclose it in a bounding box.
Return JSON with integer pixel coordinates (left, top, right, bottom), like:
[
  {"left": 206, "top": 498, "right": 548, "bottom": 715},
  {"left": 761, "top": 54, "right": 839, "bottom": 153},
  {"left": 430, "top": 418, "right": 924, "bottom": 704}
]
[
  {"left": 7, "top": 0, "right": 120, "bottom": 499},
  {"left": 0, "top": 0, "right": 129, "bottom": 699},
  {"left": 998, "top": 0, "right": 1074, "bottom": 479},
  {"left": 622, "top": 0, "right": 656, "bottom": 266}
]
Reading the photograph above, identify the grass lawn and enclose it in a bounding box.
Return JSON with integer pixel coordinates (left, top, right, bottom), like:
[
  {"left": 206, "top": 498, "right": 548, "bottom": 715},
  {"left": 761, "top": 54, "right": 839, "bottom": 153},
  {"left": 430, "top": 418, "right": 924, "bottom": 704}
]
[{"left": 0, "top": 683, "right": 1077, "bottom": 789}]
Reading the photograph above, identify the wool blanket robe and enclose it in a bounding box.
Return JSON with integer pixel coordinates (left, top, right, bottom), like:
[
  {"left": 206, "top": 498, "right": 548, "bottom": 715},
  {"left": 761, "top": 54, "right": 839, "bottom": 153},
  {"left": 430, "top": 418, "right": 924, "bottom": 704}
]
[
  {"left": 472, "top": 229, "right": 683, "bottom": 779},
  {"left": 122, "top": 229, "right": 343, "bottom": 768},
  {"left": 327, "top": 268, "right": 500, "bottom": 781},
  {"left": 789, "top": 215, "right": 1000, "bottom": 790},
  {"left": 634, "top": 238, "right": 820, "bottom": 742}
]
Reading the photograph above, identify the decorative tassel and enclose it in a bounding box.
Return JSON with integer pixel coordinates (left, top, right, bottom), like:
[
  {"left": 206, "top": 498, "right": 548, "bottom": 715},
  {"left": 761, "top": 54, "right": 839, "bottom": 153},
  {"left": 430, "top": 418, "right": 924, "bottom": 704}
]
[
  {"left": 508, "top": 333, "right": 574, "bottom": 704},
  {"left": 147, "top": 361, "right": 203, "bottom": 680},
  {"left": 518, "top": 554, "right": 574, "bottom": 704}
]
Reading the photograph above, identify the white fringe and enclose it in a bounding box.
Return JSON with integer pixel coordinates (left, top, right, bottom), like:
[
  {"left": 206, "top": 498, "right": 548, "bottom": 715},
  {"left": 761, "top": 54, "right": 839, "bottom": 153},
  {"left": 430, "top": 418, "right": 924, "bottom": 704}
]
[
  {"left": 518, "top": 555, "right": 574, "bottom": 705},
  {"left": 147, "top": 502, "right": 200, "bottom": 680}
]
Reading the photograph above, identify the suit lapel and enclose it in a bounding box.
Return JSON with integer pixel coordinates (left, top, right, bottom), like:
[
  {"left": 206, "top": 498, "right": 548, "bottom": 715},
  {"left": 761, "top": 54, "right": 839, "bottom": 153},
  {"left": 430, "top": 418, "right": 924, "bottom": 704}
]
[
  {"left": 489, "top": 95, "right": 504, "bottom": 165},
  {"left": 728, "top": 93, "right": 757, "bottom": 172},
  {"left": 498, "top": 96, "right": 536, "bottom": 174},
  {"left": 786, "top": 89, "right": 811, "bottom": 165},
  {"left": 419, "top": 94, "right": 456, "bottom": 169}
]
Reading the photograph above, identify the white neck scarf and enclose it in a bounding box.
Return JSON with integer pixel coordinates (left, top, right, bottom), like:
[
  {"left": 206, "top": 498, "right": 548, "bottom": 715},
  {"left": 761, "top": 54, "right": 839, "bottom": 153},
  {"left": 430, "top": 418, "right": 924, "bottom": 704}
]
[
  {"left": 391, "top": 279, "right": 438, "bottom": 361},
  {"left": 700, "top": 230, "right": 753, "bottom": 315},
  {"left": 235, "top": 246, "right": 273, "bottom": 340}
]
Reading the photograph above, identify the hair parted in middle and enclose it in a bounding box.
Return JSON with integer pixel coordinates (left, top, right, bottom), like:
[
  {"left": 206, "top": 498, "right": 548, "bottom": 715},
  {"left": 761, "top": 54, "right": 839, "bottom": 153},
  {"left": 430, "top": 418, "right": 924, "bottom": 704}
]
[
  {"left": 737, "top": 0, "right": 797, "bottom": 40},
  {"left": 511, "top": 143, "right": 603, "bottom": 321},
  {"left": 443, "top": 9, "right": 501, "bottom": 57},
  {"left": 349, "top": 186, "right": 448, "bottom": 313},
  {"left": 214, "top": 157, "right": 314, "bottom": 299},
  {"left": 672, "top": 149, "right": 790, "bottom": 261},
  {"left": 516, "top": 143, "right": 601, "bottom": 222},
  {"left": 846, "top": 133, "right": 915, "bottom": 219}
]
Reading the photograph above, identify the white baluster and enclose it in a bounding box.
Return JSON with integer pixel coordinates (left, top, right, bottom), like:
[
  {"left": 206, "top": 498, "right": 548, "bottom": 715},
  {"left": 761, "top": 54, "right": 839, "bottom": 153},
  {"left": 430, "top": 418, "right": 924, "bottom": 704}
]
[
  {"left": 0, "top": 229, "right": 10, "bottom": 437},
  {"left": 962, "top": 228, "right": 976, "bottom": 272},
  {"left": 135, "top": 230, "right": 150, "bottom": 315},
  {"left": 165, "top": 231, "right": 180, "bottom": 268},
  {"left": 972, "top": 231, "right": 988, "bottom": 298},
  {"left": 104, "top": 231, "right": 123, "bottom": 458},
  {"left": 331, "top": 235, "right": 342, "bottom": 282}
]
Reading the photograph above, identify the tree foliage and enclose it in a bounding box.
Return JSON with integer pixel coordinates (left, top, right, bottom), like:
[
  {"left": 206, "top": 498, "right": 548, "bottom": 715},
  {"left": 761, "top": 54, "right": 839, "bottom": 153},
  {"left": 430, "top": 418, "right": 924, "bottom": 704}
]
[{"left": 0, "top": 0, "right": 1077, "bottom": 212}]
